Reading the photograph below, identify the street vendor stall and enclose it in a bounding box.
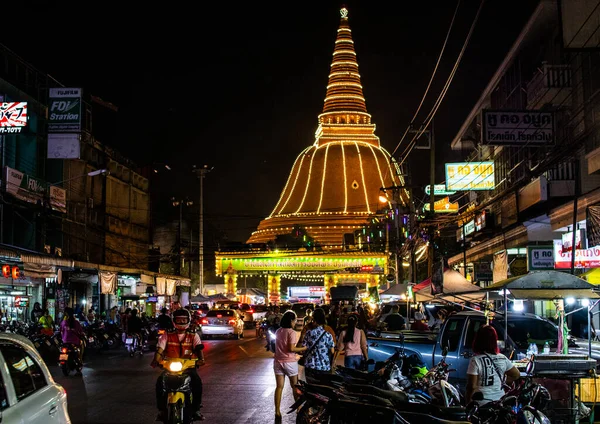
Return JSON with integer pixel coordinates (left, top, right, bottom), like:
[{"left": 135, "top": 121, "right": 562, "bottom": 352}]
[
  {"left": 414, "top": 269, "right": 483, "bottom": 303},
  {"left": 468, "top": 270, "right": 600, "bottom": 423}
]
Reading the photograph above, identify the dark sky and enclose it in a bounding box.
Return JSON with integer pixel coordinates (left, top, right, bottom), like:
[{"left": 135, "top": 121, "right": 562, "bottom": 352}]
[{"left": 6, "top": 1, "right": 539, "bottom": 244}]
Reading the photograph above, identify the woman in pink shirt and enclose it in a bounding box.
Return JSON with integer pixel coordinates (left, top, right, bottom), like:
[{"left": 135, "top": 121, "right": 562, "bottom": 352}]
[
  {"left": 273, "top": 310, "right": 307, "bottom": 421},
  {"left": 335, "top": 314, "right": 368, "bottom": 369}
]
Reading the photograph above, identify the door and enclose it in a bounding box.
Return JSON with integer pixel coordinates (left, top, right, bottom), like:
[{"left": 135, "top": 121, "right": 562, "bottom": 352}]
[
  {"left": 0, "top": 341, "right": 69, "bottom": 423},
  {"left": 433, "top": 316, "right": 467, "bottom": 389}
]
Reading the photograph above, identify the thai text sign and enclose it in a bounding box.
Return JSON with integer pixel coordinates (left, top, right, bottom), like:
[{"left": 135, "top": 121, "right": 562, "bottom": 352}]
[
  {"left": 424, "top": 196, "right": 459, "bottom": 213},
  {"left": 3, "top": 166, "right": 66, "bottom": 213},
  {"left": 0, "top": 102, "right": 28, "bottom": 134},
  {"left": 218, "top": 256, "right": 386, "bottom": 273},
  {"left": 48, "top": 88, "right": 82, "bottom": 132},
  {"left": 425, "top": 184, "right": 456, "bottom": 196},
  {"left": 445, "top": 162, "right": 495, "bottom": 191},
  {"left": 527, "top": 246, "right": 554, "bottom": 270},
  {"left": 482, "top": 110, "right": 553, "bottom": 146},
  {"left": 553, "top": 240, "right": 600, "bottom": 269}
]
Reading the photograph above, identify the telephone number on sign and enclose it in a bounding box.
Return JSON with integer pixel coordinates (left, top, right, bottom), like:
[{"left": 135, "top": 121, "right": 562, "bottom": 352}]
[{"left": 0, "top": 127, "right": 23, "bottom": 134}]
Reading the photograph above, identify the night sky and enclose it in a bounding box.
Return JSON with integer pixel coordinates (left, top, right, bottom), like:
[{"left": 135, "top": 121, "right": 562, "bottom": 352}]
[{"left": 5, "top": 1, "right": 539, "bottom": 246}]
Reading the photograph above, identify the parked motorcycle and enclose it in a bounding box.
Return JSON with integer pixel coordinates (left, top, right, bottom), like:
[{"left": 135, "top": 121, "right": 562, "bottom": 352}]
[{"left": 58, "top": 342, "right": 83, "bottom": 376}]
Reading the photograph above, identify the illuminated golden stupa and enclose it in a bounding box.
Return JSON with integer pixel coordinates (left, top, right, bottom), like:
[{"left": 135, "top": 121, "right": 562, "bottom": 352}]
[{"left": 247, "top": 6, "right": 406, "bottom": 249}]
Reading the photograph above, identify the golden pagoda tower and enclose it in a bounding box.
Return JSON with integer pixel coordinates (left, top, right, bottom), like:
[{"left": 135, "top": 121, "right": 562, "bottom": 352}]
[{"left": 247, "top": 6, "right": 407, "bottom": 249}]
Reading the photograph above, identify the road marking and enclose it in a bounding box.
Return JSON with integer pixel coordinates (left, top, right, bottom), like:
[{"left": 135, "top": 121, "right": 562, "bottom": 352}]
[
  {"left": 262, "top": 386, "right": 274, "bottom": 398},
  {"left": 235, "top": 407, "right": 257, "bottom": 424},
  {"left": 238, "top": 346, "right": 250, "bottom": 356}
]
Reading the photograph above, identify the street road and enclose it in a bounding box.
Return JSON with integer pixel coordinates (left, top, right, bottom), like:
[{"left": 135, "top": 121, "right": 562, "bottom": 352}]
[{"left": 49, "top": 329, "right": 302, "bottom": 424}]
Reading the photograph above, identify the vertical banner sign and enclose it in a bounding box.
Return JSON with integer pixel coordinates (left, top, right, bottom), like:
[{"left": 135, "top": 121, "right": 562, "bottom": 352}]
[
  {"left": 587, "top": 206, "right": 600, "bottom": 248},
  {"left": 431, "top": 257, "right": 444, "bottom": 295},
  {"left": 493, "top": 250, "right": 508, "bottom": 284},
  {"left": 48, "top": 88, "right": 82, "bottom": 132}
]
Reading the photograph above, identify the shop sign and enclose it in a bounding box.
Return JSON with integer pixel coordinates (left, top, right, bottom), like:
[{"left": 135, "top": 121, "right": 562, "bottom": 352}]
[
  {"left": 553, "top": 240, "right": 600, "bottom": 269},
  {"left": 3, "top": 166, "right": 67, "bottom": 213},
  {"left": 424, "top": 197, "right": 459, "bottom": 213},
  {"left": 425, "top": 184, "right": 456, "bottom": 196},
  {"left": 510, "top": 257, "right": 528, "bottom": 276},
  {"left": 14, "top": 296, "right": 28, "bottom": 307},
  {"left": 474, "top": 262, "right": 493, "bottom": 281},
  {"left": 48, "top": 88, "right": 82, "bottom": 133},
  {"left": 218, "top": 256, "right": 386, "bottom": 273},
  {"left": 288, "top": 286, "right": 326, "bottom": 298},
  {"left": 482, "top": 110, "right": 554, "bottom": 146},
  {"left": 445, "top": 162, "right": 495, "bottom": 191},
  {"left": 0, "top": 102, "right": 28, "bottom": 134},
  {"left": 527, "top": 246, "right": 554, "bottom": 270}
]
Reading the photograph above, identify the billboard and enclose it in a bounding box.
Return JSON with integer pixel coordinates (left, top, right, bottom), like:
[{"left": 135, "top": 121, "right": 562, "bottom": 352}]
[
  {"left": 3, "top": 166, "right": 66, "bottom": 213},
  {"left": 446, "top": 162, "right": 495, "bottom": 191},
  {"left": 48, "top": 88, "right": 82, "bottom": 132},
  {"left": 48, "top": 133, "right": 80, "bottom": 159},
  {"left": 482, "top": 110, "right": 553, "bottom": 146},
  {"left": 0, "top": 102, "right": 28, "bottom": 134}
]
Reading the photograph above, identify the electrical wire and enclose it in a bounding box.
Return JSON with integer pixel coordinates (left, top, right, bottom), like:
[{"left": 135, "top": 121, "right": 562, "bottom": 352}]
[{"left": 391, "top": 0, "right": 462, "bottom": 156}]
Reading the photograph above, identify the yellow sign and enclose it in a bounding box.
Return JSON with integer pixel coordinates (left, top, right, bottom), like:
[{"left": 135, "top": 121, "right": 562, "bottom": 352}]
[
  {"left": 445, "top": 162, "right": 495, "bottom": 191},
  {"left": 424, "top": 197, "right": 459, "bottom": 213}
]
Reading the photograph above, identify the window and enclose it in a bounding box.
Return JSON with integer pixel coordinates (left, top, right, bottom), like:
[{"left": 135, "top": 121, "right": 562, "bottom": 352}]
[
  {"left": 206, "top": 310, "right": 235, "bottom": 318},
  {"left": 0, "top": 342, "right": 47, "bottom": 401},
  {"left": 465, "top": 318, "right": 486, "bottom": 349},
  {"left": 440, "top": 318, "right": 465, "bottom": 352},
  {"left": 0, "top": 371, "right": 8, "bottom": 410}
]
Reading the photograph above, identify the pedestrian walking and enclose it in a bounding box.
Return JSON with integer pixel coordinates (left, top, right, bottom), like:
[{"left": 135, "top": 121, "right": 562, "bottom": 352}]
[
  {"left": 300, "top": 308, "right": 335, "bottom": 381},
  {"left": 334, "top": 314, "right": 368, "bottom": 369},
  {"left": 273, "top": 310, "right": 307, "bottom": 421}
]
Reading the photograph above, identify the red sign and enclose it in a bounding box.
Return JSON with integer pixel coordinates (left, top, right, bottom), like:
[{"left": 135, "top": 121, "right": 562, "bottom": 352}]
[{"left": 0, "top": 102, "right": 28, "bottom": 134}]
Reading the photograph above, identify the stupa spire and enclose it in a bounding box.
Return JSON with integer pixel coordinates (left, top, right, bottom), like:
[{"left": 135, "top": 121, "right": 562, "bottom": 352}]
[{"left": 320, "top": 6, "right": 369, "bottom": 125}]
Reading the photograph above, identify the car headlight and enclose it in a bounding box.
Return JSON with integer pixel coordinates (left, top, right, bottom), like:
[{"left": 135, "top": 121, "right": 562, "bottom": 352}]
[{"left": 169, "top": 361, "right": 183, "bottom": 372}]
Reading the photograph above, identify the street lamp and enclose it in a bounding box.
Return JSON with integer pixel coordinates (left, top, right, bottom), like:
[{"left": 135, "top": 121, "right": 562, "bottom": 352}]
[{"left": 52, "top": 169, "right": 108, "bottom": 186}]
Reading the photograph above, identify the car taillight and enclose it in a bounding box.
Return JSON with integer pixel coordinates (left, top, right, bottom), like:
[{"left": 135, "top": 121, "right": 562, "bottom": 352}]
[
  {"left": 201, "top": 319, "right": 208, "bottom": 325},
  {"left": 228, "top": 319, "right": 236, "bottom": 325},
  {"left": 248, "top": 309, "right": 254, "bottom": 313},
  {"left": 61, "top": 347, "right": 67, "bottom": 353}
]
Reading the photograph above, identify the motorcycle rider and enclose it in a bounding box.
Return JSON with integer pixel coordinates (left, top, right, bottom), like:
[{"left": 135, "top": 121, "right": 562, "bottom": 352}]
[
  {"left": 157, "top": 307, "right": 174, "bottom": 330},
  {"left": 127, "top": 309, "right": 144, "bottom": 349},
  {"left": 151, "top": 308, "right": 205, "bottom": 421},
  {"left": 60, "top": 307, "right": 85, "bottom": 372}
]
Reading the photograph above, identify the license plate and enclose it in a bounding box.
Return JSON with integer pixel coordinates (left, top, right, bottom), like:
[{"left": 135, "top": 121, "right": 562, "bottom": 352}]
[
  {"left": 126, "top": 338, "right": 133, "bottom": 344},
  {"left": 59, "top": 354, "right": 68, "bottom": 361},
  {"left": 103, "top": 334, "right": 109, "bottom": 339},
  {"left": 45, "top": 340, "right": 52, "bottom": 346}
]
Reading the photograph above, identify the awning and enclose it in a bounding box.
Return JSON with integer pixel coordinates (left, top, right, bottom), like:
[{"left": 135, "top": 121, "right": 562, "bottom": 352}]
[
  {"left": 414, "top": 269, "right": 483, "bottom": 302},
  {"left": 482, "top": 270, "right": 600, "bottom": 299},
  {"left": 380, "top": 283, "right": 408, "bottom": 296},
  {"left": 580, "top": 268, "right": 600, "bottom": 285}
]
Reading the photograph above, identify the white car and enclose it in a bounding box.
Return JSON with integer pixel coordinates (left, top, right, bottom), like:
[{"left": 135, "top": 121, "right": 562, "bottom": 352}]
[{"left": 0, "top": 332, "right": 71, "bottom": 423}]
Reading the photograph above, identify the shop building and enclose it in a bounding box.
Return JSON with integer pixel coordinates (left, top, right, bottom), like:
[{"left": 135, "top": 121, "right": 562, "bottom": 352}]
[{"left": 445, "top": 0, "right": 600, "bottom": 328}]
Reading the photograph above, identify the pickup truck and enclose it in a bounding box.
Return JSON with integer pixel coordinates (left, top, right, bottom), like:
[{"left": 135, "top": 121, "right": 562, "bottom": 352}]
[{"left": 367, "top": 311, "right": 600, "bottom": 392}]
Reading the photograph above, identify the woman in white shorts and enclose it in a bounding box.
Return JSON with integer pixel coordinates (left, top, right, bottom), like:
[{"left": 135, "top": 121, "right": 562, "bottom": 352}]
[{"left": 274, "top": 310, "right": 307, "bottom": 421}]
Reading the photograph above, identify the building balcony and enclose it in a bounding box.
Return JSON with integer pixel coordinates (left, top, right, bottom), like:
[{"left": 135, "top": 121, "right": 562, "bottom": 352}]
[{"left": 526, "top": 63, "right": 572, "bottom": 109}]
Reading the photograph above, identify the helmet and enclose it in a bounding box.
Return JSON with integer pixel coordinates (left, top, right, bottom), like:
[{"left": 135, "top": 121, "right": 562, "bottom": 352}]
[{"left": 172, "top": 309, "right": 191, "bottom": 331}]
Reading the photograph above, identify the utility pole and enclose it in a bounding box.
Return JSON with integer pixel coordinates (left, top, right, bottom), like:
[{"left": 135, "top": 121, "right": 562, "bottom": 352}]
[
  {"left": 193, "top": 165, "right": 212, "bottom": 295},
  {"left": 428, "top": 120, "right": 436, "bottom": 281},
  {"left": 172, "top": 198, "right": 193, "bottom": 276}
]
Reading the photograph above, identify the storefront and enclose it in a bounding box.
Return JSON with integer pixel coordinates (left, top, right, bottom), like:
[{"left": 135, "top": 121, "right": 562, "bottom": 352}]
[{"left": 0, "top": 266, "right": 43, "bottom": 323}]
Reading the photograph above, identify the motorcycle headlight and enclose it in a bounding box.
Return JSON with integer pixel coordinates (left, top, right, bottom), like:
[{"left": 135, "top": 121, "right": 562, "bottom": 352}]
[{"left": 169, "top": 361, "right": 183, "bottom": 372}]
